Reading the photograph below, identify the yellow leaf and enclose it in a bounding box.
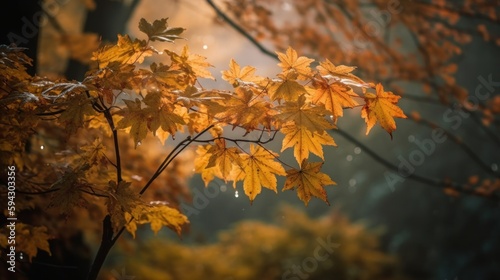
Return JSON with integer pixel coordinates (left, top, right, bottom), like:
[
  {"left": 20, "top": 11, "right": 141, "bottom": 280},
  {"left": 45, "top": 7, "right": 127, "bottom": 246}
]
[
  {"left": 91, "top": 34, "right": 152, "bottom": 68},
  {"left": 276, "top": 46, "right": 314, "bottom": 79},
  {"left": 317, "top": 59, "right": 368, "bottom": 87},
  {"left": 116, "top": 98, "right": 149, "bottom": 147},
  {"left": 15, "top": 224, "right": 51, "bottom": 262},
  {"left": 232, "top": 145, "right": 286, "bottom": 203},
  {"left": 310, "top": 79, "right": 359, "bottom": 123},
  {"left": 268, "top": 72, "right": 308, "bottom": 102},
  {"left": 194, "top": 145, "right": 217, "bottom": 186},
  {"left": 215, "top": 87, "right": 272, "bottom": 132},
  {"left": 276, "top": 95, "right": 334, "bottom": 133},
  {"left": 221, "top": 58, "right": 262, "bottom": 86},
  {"left": 281, "top": 124, "right": 336, "bottom": 164},
  {"left": 283, "top": 159, "right": 336, "bottom": 206},
  {"left": 107, "top": 180, "right": 142, "bottom": 233},
  {"left": 206, "top": 139, "right": 243, "bottom": 182},
  {"left": 166, "top": 45, "right": 214, "bottom": 80},
  {"left": 58, "top": 93, "right": 97, "bottom": 134},
  {"left": 132, "top": 204, "right": 189, "bottom": 236},
  {"left": 361, "top": 83, "right": 407, "bottom": 138}
]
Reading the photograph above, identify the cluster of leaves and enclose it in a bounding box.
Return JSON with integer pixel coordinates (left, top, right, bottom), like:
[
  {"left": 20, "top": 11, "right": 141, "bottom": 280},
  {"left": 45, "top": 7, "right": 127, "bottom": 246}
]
[
  {"left": 0, "top": 17, "right": 405, "bottom": 268},
  {"left": 107, "top": 205, "right": 404, "bottom": 280},
  {"left": 213, "top": 0, "right": 500, "bottom": 199},
  {"left": 194, "top": 46, "right": 406, "bottom": 205}
]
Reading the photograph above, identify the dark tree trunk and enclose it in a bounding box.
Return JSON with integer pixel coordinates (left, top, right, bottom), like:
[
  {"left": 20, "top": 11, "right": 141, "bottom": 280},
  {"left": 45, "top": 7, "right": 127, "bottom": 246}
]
[
  {"left": 0, "top": 0, "right": 41, "bottom": 75},
  {"left": 64, "top": 0, "right": 141, "bottom": 80}
]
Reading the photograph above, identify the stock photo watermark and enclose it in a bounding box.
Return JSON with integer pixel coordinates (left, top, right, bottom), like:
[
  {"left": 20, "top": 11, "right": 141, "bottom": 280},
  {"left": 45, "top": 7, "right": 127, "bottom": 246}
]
[
  {"left": 385, "top": 74, "right": 500, "bottom": 190},
  {"left": 180, "top": 179, "right": 228, "bottom": 218},
  {"left": 347, "top": 0, "right": 404, "bottom": 52},
  {"left": 6, "top": 0, "right": 71, "bottom": 46},
  {"left": 282, "top": 233, "right": 340, "bottom": 280}
]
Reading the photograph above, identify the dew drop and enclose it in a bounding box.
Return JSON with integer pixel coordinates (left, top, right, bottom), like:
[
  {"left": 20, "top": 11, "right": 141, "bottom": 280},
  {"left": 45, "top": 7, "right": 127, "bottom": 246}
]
[
  {"left": 349, "top": 178, "right": 357, "bottom": 186},
  {"left": 235, "top": 190, "right": 239, "bottom": 198},
  {"left": 40, "top": 145, "right": 44, "bottom": 150},
  {"left": 202, "top": 44, "right": 208, "bottom": 50},
  {"left": 354, "top": 147, "right": 361, "bottom": 154},
  {"left": 492, "top": 164, "right": 498, "bottom": 172},
  {"left": 346, "top": 155, "right": 353, "bottom": 161}
]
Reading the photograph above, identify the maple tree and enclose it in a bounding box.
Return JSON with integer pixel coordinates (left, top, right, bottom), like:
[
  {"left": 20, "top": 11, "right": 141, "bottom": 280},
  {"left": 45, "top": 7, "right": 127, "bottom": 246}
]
[{"left": 0, "top": 16, "right": 406, "bottom": 279}]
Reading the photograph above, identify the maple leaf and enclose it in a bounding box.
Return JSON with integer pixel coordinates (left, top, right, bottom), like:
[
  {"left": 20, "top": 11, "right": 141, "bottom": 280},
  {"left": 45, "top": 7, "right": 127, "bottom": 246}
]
[
  {"left": 283, "top": 159, "right": 336, "bottom": 206},
  {"left": 15, "top": 224, "right": 51, "bottom": 262},
  {"left": 206, "top": 139, "right": 243, "bottom": 182},
  {"left": 80, "top": 138, "right": 107, "bottom": 167},
  {"left": 215, "top": 87, "right": 272, "bottom": 132},
  {"left": 132, "top": 204, "right": 189, "bottom": 236},
  {"left": 58, "top": 93, "right": 97, "bottom": 134},
  {"left": 232, "top": 145, "right": 286, "bottom": 203},
  {"left": 116, "top": 98, "right": 149, "bottom": 146},
  {"left": 49, "top": 164, "right": 90, "bottom": 215},
  {"left": 166, "top": 45, "right": 214, "bottom": 80},
  {"left": 276, "top": 46, "right": 314, "bottom": 79},
  {"left": 268, "top": 72, "right": 309, "bottom": 102},
  {"left": 317, "top": 59, "right": 369, "bottom": 87},
  {"left": 276, "top": 95, "right": 334, "bottom": 133},
  {"left": 143, "top": 91, "right": 186, "bottom": 139},
  {"left": 310, "top": 79, "right": 359, "bottom": 123},
  {"left": 194, "top": 145, "right": 218, "bottom": 186},
  {"left": 107, "top": 180, "right": 142, "bottom": 233},
  {"left": 280, "top": 124, "right": 336, "bottom": 164},
  {"left": 361, "top": 83, "right": 407, "bottom": 138},
  {"left": 138, "top": 18, "right": 185, "bottom": 42},
  {"left": 91, "top": 35, "right": 153, "bottom": 68},
  {"left": 221, "top": 58, "right": 262, "bottom": 86}
]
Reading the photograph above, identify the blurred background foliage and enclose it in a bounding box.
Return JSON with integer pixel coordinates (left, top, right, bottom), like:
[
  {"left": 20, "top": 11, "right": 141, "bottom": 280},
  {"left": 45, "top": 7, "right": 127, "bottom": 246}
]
[{"left": 103, "top": 205, "right": 404, "bottom": 280}]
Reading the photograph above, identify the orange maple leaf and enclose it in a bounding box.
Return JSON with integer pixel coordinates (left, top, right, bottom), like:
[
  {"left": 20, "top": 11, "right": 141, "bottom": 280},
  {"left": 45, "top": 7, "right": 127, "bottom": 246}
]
[
  {"left": 276, "top": 46, "right": 314, "bottom": 79},
  {"left": 221, "top": 58, "right": 262, "bottom": 86},
  {"left": 361, "top": 83, "right": 407, "bottom": 138},
  {"left": 283, "top": 159, "right": 336, "bottom": 206},
  {"left": 310, "top": 78, "right": 359, "bottom": 123},
  {"left": 317, "top": 59, "right": 369, "bottom": 87}
]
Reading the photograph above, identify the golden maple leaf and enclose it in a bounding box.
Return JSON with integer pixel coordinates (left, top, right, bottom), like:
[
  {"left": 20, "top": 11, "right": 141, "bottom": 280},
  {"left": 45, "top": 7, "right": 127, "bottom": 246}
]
[
  {"left": 91, "top": 34, "right": 152, "bottom": 68},
  {"left": 268, "top": 72, "right": 308, "bottom": 102},
  {"left": 361, "top": 83, "right": 407, "bottom": 138},
  {"left": 215, "top": 87, "right": 272, "bottom": 132},
  {"left": 127, "top": 204, "right": 188, "bottom": 237},
  {"left": 116, "top": 98, "right": 149, "bottom": 146},
  {"left": 232, "top": 145, "right": 286, "bottom": 203},
  {"left": 206, "top": 139, "right": 243, "bottom": 182},
  {"left": 276, "top": 46, "right": 314, "bottom": 80},
  {"left": 276, "top": 95, "right": 334, "bottom": 133},
  {"left": 221, "top": 58, "right": 262, "bottom": 86},
  {"left": 166, "top": 45, "right": 214, "bottom": 80},
  {"left": 310, "top": 78, "right": 359, "bottom": 123},
  {"left": 317, "top": 59, "right": 369, "bottom": 87},
  {"left": 280, "top": 124, "right": 336, "bottom": 164},
  {"left": 283, "top": 159, "right": 336, "bottom": 206}
]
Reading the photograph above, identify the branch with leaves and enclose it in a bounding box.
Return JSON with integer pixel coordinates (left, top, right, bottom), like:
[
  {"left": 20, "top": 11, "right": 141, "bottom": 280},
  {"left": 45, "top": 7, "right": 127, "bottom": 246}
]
[{"left": 0, "top": 16, "right": 409, "bottom": 279}]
